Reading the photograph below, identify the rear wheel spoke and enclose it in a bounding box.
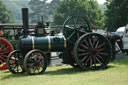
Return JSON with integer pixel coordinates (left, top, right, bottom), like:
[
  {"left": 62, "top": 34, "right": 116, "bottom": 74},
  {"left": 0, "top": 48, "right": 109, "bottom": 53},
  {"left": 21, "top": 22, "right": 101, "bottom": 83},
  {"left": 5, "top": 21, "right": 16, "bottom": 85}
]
[
  {"left": 92, "top": 38, "right": 97, "bottom": 47},
  {"left": 80, "top": 44, "right": 88, "bottom": 49},
  {"left": 93, "top": 57, "right": 96, "bottom": 67},
  {"left": 97, "top": 43, "right": 105, "bottom": 49},
  {"left": 84, "top": 40, "right": 89, "bottom": 47},
  {"left": 78, "top": 52, "right": 88, "bottom": 57},
  {"left": 98, "top": 52, "right": 108, "bottom": 56},
  {"left": 89, "top": 38, "right": 93, "bottom": 48},
  {"left": 97, "top": 48, "right": 104, "bottom": 52},
  {"left": 81, "top": 56, "right": 88, "bottom": 62},
  {"left": 95, "top": 41, "right": 99, "bottom": 48},
  {"left": 90, "top": 58, "right": 93, "bottom": 67},
  {"left": 95, "top": 57, "right": 102, "bottom": 64},
  {"left": 78, "top": 48, "right": 87, "bottom": 52},
  {"left": 84, "top": 56, "right": 92, "bottom": 65},
  {"left": 96, "top": 54, "right": 104, "bottom": 61}
]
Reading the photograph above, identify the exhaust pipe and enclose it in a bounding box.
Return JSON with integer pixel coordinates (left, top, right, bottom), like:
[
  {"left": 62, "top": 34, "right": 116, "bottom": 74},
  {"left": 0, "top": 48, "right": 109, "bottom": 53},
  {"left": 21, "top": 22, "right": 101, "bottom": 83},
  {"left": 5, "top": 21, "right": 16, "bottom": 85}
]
[{"left": 22, "top": 8, "right": 29, "bottom": 37}]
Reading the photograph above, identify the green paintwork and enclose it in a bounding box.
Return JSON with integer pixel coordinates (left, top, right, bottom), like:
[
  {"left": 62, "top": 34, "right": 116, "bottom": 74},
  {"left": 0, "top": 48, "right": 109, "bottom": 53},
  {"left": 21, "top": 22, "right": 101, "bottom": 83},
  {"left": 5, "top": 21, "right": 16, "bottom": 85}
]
[
  {"left": 50, "top": 35, "right": 65, "bottom": 51},
  {"left": 34, "top": 36, "right": 49, "bottom": 51},
  {"left": 34, "top": 35, "right": 66, "bottom": 51},
  {"left": 20, "top": 35, "right": 66, "bottom": 52}
]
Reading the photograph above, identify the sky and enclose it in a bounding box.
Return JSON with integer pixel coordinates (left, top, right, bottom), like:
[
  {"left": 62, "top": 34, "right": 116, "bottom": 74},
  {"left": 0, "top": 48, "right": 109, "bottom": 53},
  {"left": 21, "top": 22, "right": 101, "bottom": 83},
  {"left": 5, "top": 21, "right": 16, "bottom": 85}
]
[
  {"left": 46, "top": 0, "right": 106, "bottom": 4},
  {"left": 97, "top": 0, "right": 106, "bottom": 4}
]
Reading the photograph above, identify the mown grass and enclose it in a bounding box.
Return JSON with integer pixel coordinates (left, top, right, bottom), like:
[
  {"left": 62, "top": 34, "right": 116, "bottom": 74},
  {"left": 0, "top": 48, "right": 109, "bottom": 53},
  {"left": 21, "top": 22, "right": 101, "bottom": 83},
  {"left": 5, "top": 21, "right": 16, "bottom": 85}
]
[{"left": 0, "top": 56, "right": 128, "bottom": 85}]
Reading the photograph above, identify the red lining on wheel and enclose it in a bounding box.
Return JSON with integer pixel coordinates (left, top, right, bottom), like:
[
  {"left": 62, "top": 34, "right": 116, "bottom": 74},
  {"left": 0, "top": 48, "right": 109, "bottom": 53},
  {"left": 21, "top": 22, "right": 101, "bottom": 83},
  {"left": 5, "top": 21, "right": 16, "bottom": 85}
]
[{"left": 0, "top": 38, "right": 13, "bottom": 70}]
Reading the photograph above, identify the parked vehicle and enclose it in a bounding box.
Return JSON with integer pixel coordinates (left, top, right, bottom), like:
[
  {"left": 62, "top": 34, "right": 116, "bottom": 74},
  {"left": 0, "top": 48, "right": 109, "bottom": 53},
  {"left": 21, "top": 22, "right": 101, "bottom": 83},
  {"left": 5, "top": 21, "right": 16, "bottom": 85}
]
[
  {"left": 122, "top": 24, "right": 128, "bottom": 53},
  {"left": 116, "top": 26, "right": 125, "bottom": 38}
]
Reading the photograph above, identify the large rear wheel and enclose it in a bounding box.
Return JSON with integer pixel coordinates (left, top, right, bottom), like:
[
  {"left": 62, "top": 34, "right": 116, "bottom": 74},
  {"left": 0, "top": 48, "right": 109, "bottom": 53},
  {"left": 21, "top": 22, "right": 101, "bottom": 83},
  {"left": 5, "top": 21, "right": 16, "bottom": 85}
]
[{"left": 74, "top": 33, "right": 112, "bottom": 70}]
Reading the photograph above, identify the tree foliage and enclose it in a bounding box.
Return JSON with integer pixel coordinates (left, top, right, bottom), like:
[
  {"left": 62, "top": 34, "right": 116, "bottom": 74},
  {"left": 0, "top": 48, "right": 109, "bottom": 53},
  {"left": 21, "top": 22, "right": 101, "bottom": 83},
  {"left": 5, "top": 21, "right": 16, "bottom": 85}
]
[
  {"left": 53, "top": 0, "right": 105, "bottom": 29},
  {"left": 29, "top": 0, "right": 48, "bottom": 23},
  {"left": 29, "top": 0, "right": 60, "bottom": 23},
  {"left": 2, "top": 0, "right": 29, "bottom": 23},
  {"left": 0, "top": 0, "right": 14, "bottom": 23},
  {"left": 105, "top": 0, "right": 128, "bottom": 31}
]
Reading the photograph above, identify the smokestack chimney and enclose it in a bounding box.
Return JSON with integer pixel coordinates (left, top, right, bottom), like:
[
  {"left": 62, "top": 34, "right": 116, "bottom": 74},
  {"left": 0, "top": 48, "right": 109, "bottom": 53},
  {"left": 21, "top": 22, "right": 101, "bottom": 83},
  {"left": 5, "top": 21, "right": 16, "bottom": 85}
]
[{"left": 22, "top": 8, "right": 29, "bottom": 36}]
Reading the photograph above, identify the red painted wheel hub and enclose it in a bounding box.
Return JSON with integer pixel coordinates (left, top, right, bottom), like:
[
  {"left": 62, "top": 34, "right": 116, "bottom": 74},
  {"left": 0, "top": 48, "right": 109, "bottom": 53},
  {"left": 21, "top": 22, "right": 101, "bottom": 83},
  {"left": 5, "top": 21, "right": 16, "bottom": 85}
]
[
  {"left": 0, "top": 38, "right": 13, "bottom": 70},
  {"left": 91, "top": 48, "right": 98, "bottom": 56}
]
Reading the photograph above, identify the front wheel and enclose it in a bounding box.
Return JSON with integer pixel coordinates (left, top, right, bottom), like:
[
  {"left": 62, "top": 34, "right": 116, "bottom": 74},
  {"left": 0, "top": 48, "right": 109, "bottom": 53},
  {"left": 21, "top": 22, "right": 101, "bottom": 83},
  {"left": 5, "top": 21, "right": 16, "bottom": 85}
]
[
  {"left": 24, "top": 49, "right": 47, "bottom": 75},
  {"left": 7, "top": 50, "right": 25, "bottom": 74}
]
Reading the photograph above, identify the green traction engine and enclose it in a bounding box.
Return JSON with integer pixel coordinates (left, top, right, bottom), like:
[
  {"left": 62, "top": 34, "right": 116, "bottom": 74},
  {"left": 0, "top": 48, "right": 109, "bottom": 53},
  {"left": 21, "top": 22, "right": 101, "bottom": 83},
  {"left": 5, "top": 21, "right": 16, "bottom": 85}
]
[{"left": 7, "top": 8, "right": 112, "bottom": 75}]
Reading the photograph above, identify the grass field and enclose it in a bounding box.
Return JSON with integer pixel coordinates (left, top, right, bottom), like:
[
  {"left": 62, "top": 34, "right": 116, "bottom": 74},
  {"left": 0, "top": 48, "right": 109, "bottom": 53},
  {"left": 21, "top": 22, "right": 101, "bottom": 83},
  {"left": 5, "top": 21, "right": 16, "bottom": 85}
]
[{"left": 0, "top": 56, "right": 128, "bottom": 85}]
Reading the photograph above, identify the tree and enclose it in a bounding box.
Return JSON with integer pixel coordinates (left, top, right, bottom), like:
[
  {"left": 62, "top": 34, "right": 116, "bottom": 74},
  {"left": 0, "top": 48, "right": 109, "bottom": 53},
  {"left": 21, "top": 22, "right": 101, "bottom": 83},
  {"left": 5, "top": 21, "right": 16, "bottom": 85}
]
[
  {"left": 53, "top": 0, "right": 105, "bottom": 29},
  {"left": 49, "top": 0, "right": 60, "bottom": 17},
  {"left": 29, "top": 0, "right": 60, "bottom": 23},
  {"left": 87, "top": 0, "right": 105, "bottom": 29},
  {"left": 105, "top": 0, "right": 128, "bottom": 31},
  {"left": 29, "top": 0, "right": 47, "bottom": 23},
  {"left": 0, "top": 0, "right": 14, "bottom": 23},
  {"left": 2, "top": 0, "right": 30, "bottom": 23}
]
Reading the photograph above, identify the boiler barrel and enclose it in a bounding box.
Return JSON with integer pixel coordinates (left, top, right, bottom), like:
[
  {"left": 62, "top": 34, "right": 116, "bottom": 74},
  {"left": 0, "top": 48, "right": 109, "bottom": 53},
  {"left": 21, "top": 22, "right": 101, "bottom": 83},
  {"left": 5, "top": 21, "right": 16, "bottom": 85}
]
[{"left": 19, "top": 35, "right": 66, "bottom": 52}]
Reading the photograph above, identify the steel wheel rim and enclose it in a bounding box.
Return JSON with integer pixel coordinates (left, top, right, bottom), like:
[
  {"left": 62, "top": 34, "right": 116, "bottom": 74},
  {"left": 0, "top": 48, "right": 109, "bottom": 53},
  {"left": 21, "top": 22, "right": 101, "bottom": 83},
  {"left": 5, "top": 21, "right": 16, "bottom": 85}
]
[
  {"left": 74, "top": 33, "right": 111, "bottom": 70},
  {"left": 0, "top": 38, "right": 13, "bottom": 70},
  {"left": 24, "top": 50, "right": 47, "bottom": 75},
  {"left": 7, "top": 50, "right": 25, "bottom": 74}
]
